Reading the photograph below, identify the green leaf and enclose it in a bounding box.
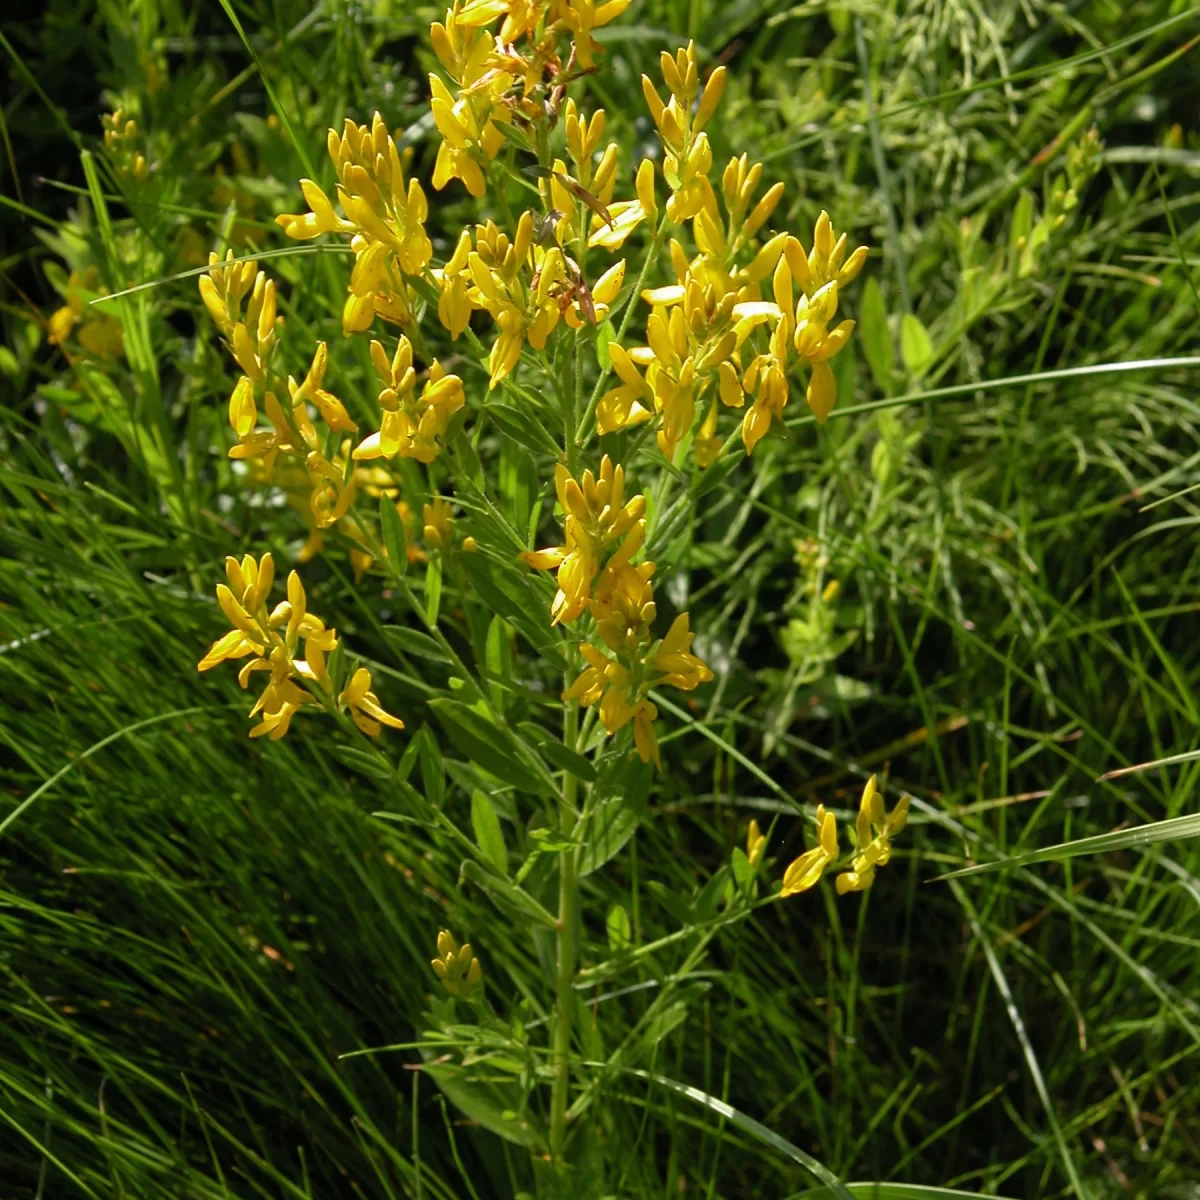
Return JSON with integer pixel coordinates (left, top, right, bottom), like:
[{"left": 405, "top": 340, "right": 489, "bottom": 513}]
[
  {"left": 333, "top": 745, "right": 393, "bottom": 783},
  {"left": 494, "top": 120, "right": 532, "bottom": 152},
  {"left": 859, "top": 276, "right": 893, "bottom": 392},
  {"left": 460, "top": 552, "right": 565, "bottom": 667},
  {"left": 379, "top": 495, "right": 408, "bottom": 575},
  {"left": 459, "top": 859, "right": 558, "bottom": 930},
  {"left": 596, "top": 318, "right": 616, "bottom": 369},
  {"left": 579, "top": 757, "right": 649, "bottom": 875},
  {"left": 423, "top": 1056, "right": 544, "bottom": 1149},
  {"left": 425, "top": 557, "right": 443, "bottom": 625},
  {"left": 450, "top": 426, "right": 484, "bottom": 487},
  {"left": 900, "top": 313, "right": 933, "bottom": 377},
  {"left": 934, "top": 812, "right": 1200, "bottom": 881},
  {"left": 428, "top": 699, "right": 554, "bottom": 796},
  {"left": 691, "top": 452, "right": 744, "bottom": 501},
  {"left": 415, "top": 723, "right": 445, "bottom": 807},
  {"left": 692, "top": 864, "right": 730, "bottom": 923},
  {"left": 471, "top": 790, "right": 508, "bottom": 875},
  {"left": 486, "top": 403, "right": 561, "bottom": 457},
  {"left": 731, "top": 846, "right": 756, "bottom": 891},
  {"left": 384, "top": 625, "right": 450, "bottom": 662},
  {"left": 792, "top": 1186, "right": 999, "bottom": 1199},
  {"left": 518, "top": 723, "right": 598, "bottom": 782},
  {"left": 1010, "top": 191, "right": 1034, "bottom": 258},
  {"left": 606, "top": 903, "right": 631, "bottom": 951}
]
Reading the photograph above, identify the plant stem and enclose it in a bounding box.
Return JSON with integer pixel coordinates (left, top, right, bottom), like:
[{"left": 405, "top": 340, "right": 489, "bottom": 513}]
[{"left": 549, "top": 701, "right": 581, "bottom": 1163}]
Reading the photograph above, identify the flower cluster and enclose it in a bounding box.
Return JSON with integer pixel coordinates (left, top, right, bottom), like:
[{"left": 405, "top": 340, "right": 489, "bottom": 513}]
[
  {"left": 200, "top": 253, "right": 365, "bottom": 532},
  {"left": 432, "top": 929, "right": 483, "bottom": 1000},
  {"left": 521, "top": 455, "right": 645, "bottom": 624},
  {"left": 429, "top": 1, "right": 632, "bottom": 198},
  {"left": 522, "top": 456, "right": 712, "bottom": 765},
  {"left": 102, "top": 108, "right": 149, "bottom": 180},
  {"left": 198, "top": 552, "right": 403, "bottom": 739},
  {"left": 836, "top": 773, "right": 910, "bottom": 894},
  {"left": 194, "top": 0, "right": 879, "bottom": 889},
  {"left": 779, "top": 775, "right": 909, "bottom": 898},
  {"left": 352, "top": 335, "right": 465, "bottom": 463},
  {"left": 276, "top": 113, "right": 432, "bottom": 335},
  {"left": 596, "top": 42, "right": 867, "bottom": 458}
]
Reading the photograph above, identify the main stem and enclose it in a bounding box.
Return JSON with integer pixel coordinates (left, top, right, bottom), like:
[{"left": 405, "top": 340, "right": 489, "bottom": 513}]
[{"left": 549, "top": 702, "right": 580, "bottom": 1163}]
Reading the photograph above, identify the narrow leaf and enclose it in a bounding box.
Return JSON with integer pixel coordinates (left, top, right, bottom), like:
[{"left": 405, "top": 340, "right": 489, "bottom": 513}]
[
  {"left": 471, "top": 790, "right": 508, "bottom": 875},
  {"left": 934, "top": 813, "right": 1200, "bottom": 881},
  {"left": 379, "top": 496, "right": 408, "bottom": 575}
]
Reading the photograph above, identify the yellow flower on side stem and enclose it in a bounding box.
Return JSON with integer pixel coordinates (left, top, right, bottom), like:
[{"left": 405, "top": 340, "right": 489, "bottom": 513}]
[
  {"left": 199, "top": 556, "right": 341, "bottom": 739},
  {"left": 641, "top": 42, "right": 726, "bottom": 221},
  {"left": 288, "top": 342, "right": 356, "bottom": 434},
  {"left": 432, "top": 929, "right": 483, "bottom": 999},
  {"left": 836, "top": 775, "right": 909, "bottom": 894},
  {"left": 433, "top": 229, "right": 475, "bottom": 340},
  {"left": 554, "top": 0, "right": 631, "bottom": 70},
  {"left": 588, "top": 158, "right": 657, "bottom": 252},
  {"left": 340, "top": 667, "right": 406, "bottom": 736},
  {"left": 780, "top": 804, "right": 838, "bottom": 897},
  {"left": 47, "top": 267, "right": 124, "bottom": 360},
  {"left": 746, "top": 819, "right": 766, "bottom": 866},
  {"left": 427, "top": 9, "right": 513, "bottom": 197}
]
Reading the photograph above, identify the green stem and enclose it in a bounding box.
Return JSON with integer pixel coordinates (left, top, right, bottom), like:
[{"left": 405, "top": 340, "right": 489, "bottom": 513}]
[{"left": 549, "top": 701, "right": 581, "bottom": 1163}]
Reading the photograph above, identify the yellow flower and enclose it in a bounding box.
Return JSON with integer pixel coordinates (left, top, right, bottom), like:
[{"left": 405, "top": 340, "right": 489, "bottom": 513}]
[
  {"left": 352, "top": 336, "right": 465, "bottom": 463},
  {"left": 520, "top": 456, "right": 646, "bottom": 624},
  {"left": 693, "top": 399, "right": 722, "bottom": 468},
  {"left": 277, "top": 113, "right": 431, "bottom": 333},
  {"left": 746, "top": 819, "right": 766, "bottom": 866},
  {"left": 835, "top": 775, "right": 909, "bottom": 895},
  {"left": 102, "top": 108, "right": 149, "bottom": 180},
  {"left": 428, "top": 9, "right": 514, "bottom": 197},
  {"left": 466, "top": 212, "right": 567, "bottom": 388},
  {"left": 198, "top": 556, "right": 350, "bottom": 740},
  {"left": 738, "top": 315, "right": 790, "bottom": 455},
  {"left": 432, "top": 929, "right": 483, "bottom": 999},
  {"left": 588, "top": 158, "right": 657, "bottom": 251},
  {"left": 47, "top": 266, "right": 125, "bottom": 360},
  {"left": 305, "top": 450, "right": 358, "bottom": 529},
  {"left": 596, "top": 341, "right": 655, "bottom": 435},
  {"left": 340, "top": 667, "right": 406, "bottom": 736},
  {"left": 433, "top": 229, "right": 475, "bottom": 340},
  {"left": 423, "top": 497, "right": 454, "bottom": 550},
  {"left": 641, "top": 44, "right": 726, "bottom": 221},
  {"left": 564, "top": 258, "right": 626, "bottom": 330},
  {"left": 780, "top": 804, "right": 838, "bottom": 897},
  {"left": 561, "top": 558, "right": 711, "bottom": 768},
  {"left": 648, "top": 613, "right": 711, "bottom": 692},
  {"left": 288, "top": 342, "right": 356, "bottom": 434},
  {"left": 199, "top": 252, "right": 277, "bottom": 374},
  {"left": 783, "top": 212, "right": 870, "bottom": 301},
  {"left": 553, "top": 0, "right": 631, "bottom": 70}
]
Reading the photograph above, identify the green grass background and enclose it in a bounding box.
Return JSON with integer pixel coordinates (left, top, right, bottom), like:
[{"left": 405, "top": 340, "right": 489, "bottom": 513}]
[{"left": 3, "top": 0, "right": 1200, "bottom": 1197}]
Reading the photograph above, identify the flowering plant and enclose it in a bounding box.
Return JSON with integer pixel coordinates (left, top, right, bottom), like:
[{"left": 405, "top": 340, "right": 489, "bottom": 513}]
[{"left": 192, "top": 0, "right": 905, "bottom": 1181}]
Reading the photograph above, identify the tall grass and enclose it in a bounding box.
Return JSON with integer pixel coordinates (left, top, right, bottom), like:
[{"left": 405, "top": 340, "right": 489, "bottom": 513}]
[{"left": 3, "top": 0, "right": 1200, "bottom": 1196}]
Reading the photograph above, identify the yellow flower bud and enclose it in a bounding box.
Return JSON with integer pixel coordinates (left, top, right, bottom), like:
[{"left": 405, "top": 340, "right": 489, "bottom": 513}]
[{"left": 694, "top": 66, "right": 726, "bottom": 131}]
